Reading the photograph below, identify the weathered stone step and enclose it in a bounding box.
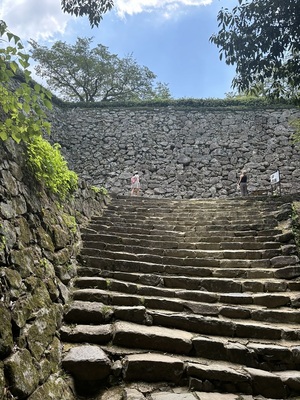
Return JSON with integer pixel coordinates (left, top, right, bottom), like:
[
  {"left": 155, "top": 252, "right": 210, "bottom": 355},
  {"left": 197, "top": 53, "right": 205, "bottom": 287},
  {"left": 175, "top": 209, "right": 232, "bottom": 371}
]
[
  {"left": 94, "top": 214, "right": 279, "bottom": 226},
  {"left": 76, "top": 265, "right": 300, "bottom": 291},
  {"left": 63, "top": 300, "right": 300, "bottom": 343},
  {"left": 62, "top": 345, "right": 300, "bottom": 399},
  {"left": 102, "top": 202, "right": 285, "bottom": 214},
  {"left": 80, "top": 250, "right": 299, "bottom": 270},
  {"left": 107, "top": 198, "right": 286, "bottom": 212},
  {"left": 79, "top": 255, "right": 300, "bottom": 282},
  {"left": 103, "top": 210, "right": 289, "bottom": 224},
  {"left": 81, "top": 245, "right": 284, "bottom": 261},
  {"left": 74, "top": 276, "right": 300, "bottom": 308},
  {"left": 82, "top": 231, "right": 288, "bottom": 245},
  {"left": 76, "top": 264, "right": 276, "bottom": 281},
  {"left": 61, "top": 319, "right": 300, "bottom": 372},
  {"left": 82, "top": 238, "right": 283, "bottom": 252},
  {"left": 86, "top": 223, "right": 283, "bottom": 238},
  {"left": 88, "top": 219, "right": 279, "bottom": 233},
  {"left": 148, "top": 309, "right": 300, "bottom": 339},
  {"left": 80, "top": 247, "right": 287, "bottom": 262},
  {"left": 71, "top": 288, "right": 300, "bottom": 326}
]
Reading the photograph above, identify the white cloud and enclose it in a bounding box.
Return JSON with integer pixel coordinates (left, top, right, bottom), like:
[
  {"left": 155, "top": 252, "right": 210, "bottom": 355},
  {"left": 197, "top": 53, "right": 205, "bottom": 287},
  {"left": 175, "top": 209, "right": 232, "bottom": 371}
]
[
  {"left": 0, "top": 0, "right": 213, "bottom": 44},
  {"left": 115, "top": 0, "right": 213, "bottom": 17},
  {"left": 0, "top": 0, "right": 72, "bottom": 42}
]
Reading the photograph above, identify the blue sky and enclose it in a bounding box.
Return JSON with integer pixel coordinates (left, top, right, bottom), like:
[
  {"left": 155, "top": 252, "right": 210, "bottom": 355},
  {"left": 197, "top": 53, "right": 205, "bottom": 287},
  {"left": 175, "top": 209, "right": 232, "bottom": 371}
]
[{"left": 0, "top": 0, "right": 238, "bottom": 99}]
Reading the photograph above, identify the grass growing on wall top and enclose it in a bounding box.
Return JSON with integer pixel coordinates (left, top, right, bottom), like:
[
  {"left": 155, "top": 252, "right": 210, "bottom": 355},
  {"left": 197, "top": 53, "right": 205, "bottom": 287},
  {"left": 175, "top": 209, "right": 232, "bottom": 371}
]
[{"left": 52, "top": 97, "right": 296, "bottom": 110}]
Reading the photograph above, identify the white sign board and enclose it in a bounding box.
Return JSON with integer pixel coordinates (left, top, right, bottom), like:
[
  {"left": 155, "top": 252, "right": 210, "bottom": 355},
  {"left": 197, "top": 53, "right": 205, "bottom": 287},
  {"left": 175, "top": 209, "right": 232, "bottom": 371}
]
[{"left": 270, "top": 170, "right": 280, "bottom": 184}]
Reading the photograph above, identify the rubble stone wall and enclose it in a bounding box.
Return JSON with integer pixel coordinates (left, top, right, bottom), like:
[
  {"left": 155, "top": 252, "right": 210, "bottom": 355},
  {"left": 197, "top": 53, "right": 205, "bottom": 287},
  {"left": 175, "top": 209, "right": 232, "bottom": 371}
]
[
  {"left": 0, "top": 138, "right": 108, "bottom": 399},
  {"left": 50, "top": 105, "right": 300, "bottom": 198}
]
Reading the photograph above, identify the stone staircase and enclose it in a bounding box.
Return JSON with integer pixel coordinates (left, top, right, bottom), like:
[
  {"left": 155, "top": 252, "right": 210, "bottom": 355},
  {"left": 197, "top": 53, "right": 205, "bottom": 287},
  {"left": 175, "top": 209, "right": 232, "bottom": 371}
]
[{"left": 61, "top": 196, "right": 300, "bottom": 399}]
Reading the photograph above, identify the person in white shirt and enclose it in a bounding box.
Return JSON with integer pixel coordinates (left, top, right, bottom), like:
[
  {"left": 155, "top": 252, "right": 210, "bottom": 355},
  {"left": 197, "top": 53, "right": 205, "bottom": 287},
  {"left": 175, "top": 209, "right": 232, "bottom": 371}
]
[{"left": 131, "top": 171, "right": 140, "bottom": 196}]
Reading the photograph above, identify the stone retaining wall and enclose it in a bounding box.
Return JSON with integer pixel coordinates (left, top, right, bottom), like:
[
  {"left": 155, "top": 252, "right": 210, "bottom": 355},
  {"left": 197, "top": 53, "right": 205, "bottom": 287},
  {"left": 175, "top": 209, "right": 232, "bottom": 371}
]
[
  {"left": 50, "top": 105, "right": 300, "bottom": 198},
  {"left": 0, "top": 139, "right": 108, "bottom": 399}
]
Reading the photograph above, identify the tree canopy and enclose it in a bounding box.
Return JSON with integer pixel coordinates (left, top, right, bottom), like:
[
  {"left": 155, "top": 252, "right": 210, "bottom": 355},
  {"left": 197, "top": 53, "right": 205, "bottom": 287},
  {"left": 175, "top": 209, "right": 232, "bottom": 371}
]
[
  {"left": 210, "top": 0, "right": 300, "bottom": 101},
  {"left": 61, "top": 0, "right": 114, "bottom": 27},
  {"left": 29, "top": 37, "right": 171, "bottom": 102}
]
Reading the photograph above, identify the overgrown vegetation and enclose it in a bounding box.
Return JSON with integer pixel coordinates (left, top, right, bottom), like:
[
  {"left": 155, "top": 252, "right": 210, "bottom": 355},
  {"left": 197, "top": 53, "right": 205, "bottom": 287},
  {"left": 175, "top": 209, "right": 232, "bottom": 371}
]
[
  {"left": 91, "top": 186, "right": 108, "bottom": 195},
  {"left": 52, "top": 96, "right": 296, "bottom": 110},
  {"left": 291, "top": 119, "right": 300, "bottom": 143},
  {"left": 0, "top": 20, "right": 52, "bottom": 142},
  {"left": 0, "top": 20, "right": 78, "bottom": 200},
  {"left": 26, "top": 136, "right": 78, "bottom": 199}
]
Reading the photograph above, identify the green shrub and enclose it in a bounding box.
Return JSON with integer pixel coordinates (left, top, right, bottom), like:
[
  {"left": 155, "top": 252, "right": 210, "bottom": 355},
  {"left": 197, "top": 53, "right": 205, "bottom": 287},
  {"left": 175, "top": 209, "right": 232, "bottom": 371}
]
[
  {"left": 26, "top": 136, "right": 78, "bottom": 199},
  {"left": 91, "top": 185, "right": 108, "bottom": 195}
]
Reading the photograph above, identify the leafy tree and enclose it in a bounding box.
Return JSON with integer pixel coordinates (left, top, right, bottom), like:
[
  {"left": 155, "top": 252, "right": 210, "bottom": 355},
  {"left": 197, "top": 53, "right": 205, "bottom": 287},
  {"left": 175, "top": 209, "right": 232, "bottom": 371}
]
[
  {"left": 61, "top": 0, "right": 114, "bottom": 27},
  {"left": 210, "top": 0, "right": 300, "bottom": 100},
  {"left": 29, "top": 37, "right": 171, "bottom": 102},
  {"left": 0, "top": 20, "right": 52, "bottom": 142}
]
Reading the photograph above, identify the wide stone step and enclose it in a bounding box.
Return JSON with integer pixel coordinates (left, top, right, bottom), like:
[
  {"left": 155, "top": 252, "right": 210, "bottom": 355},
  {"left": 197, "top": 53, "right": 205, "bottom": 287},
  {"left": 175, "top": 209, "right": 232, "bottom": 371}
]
[
  {"left": 74, "top": 276, "right": 300, "bottom": 308},
  {"left": 71, "top": 288, "right": 300, "bottom": 326},
  {"left": 63, "top": 300, "right": 300, "bottom": 343},
  {"left": 78, "top": 257, "right": 300, "bottom": 285},
  {"left": 105, "top": 205, "right": 278, "bottom": 217},
  {"left": 77, "top": 264, "right": 286, "bottom": 282},
  {"left": 85, "top": 223, "right": 284, "bottom": 239},
  {"left": 103, "top": 210, "right": 288, "bottom": 223},
  {"left": 62, "top": 346, "right": 300, "bottom": 398},
  {"left": 82, "top": 238, "right": 283, "bottom": 252},
  {"left": 80, "top": 248, "right": 291, "bottom": 264},
  {"left": 105, "top": 200, "right": 281, "bottom": 211},
  {"left": 61, "top": 318, "right": 300, "bottom": 372},
  {"left": 88, "top": 220, "right": 279, "bottom": 233},
  {"left": 79, "top": 253, "right": 300, "bottom": 274},
  {"left": 82, "top": 231, "right": 288, "bottom": 245},
  {"left": 94, "top": 215, "right": 279, "bottom": 227},
  {"left": 81, "top": 245, "right": 283, "bottom": 262},
  {"left": 148, "top": 309, "right": 300, "bottom": 340}
]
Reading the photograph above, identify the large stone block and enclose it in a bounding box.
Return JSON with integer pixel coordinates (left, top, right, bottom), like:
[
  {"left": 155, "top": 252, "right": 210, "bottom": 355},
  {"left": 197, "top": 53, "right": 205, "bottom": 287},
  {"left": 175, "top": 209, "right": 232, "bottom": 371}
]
[
  {"left": 4, "top": 349, "right": 40, "bottom": 398},
  {"left": 62, "top": 345, "right": 111, "bottom": 381},
  {"left": 123, "top": 353, "right": 184, "bottom": 384}
]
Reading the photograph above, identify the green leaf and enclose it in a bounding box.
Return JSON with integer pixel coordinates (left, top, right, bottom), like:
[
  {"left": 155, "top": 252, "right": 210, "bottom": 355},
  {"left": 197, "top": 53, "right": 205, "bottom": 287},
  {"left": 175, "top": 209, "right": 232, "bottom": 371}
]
[
  {"left": 23, "top": 103, "right": 31, "bottom": 114},
  {"left": 44, "top": 99, "right": 53, "bottom": 110}
]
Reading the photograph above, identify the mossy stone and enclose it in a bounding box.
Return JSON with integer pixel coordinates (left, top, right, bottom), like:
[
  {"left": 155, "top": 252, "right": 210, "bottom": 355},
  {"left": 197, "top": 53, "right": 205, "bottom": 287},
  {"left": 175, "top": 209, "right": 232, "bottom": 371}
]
[
  {"left": 25, "top": 306, "right": 59, "bottom": 361},
  {"left": 37, "top": 226, "right": 55, "bottom": 252},
  {"left": 28, "top": 374, "right": 75, "bottom": 400},
  {"left": 4, "top": 349, "right": 40, "bottom": 398},
  {"left": 53, "top": 224, "right": 71, "bottom": 249},
  {"left": 12, "top": 280, "right": 52, "bottom": 329},
  {"left": 52, "top": 247, "right": 71, "bottom": 266},
  {"left": 39, "top": 337, "right": 61, "bottom": 382},
  {"left": 0, "top": 267, "right": 25, "bottom": 300},
  {"left": 17, "top": 216, "right": 32, "bottom": 245},
  {"left": 0, "top": 303, "right": 13, "bottom": 358},
  {"left": 1, "top": 170, "right": 19, "bottom": 196},
  {"left": 0, "top": 219, "right": 17, "bottom": 249},
  {"left": 10, "top": 246, "right": 43, "bottom": 278}
]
